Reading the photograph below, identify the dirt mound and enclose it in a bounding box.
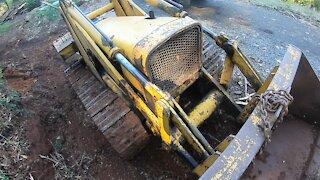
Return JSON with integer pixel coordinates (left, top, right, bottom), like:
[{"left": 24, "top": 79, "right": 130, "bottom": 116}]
[{"left": 0, "top": 7, "right": 196, "bottom": 180}]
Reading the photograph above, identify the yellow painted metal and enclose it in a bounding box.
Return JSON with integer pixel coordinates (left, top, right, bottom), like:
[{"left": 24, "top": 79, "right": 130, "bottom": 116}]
[
  {"left": 111, "top": 0, "right": 126, "bottom": 16},
  {"left": 102, "top": 74, "right": 123, "bottom": 96},
  {"left": 59, "top": 1, "right": 318, "bottom": 179},
  {"left": 215, "top": 135, "right": 234, "bottom": 152},
  {"left": 96, "top": 16, "right": 200, "bottom": 95},
  {"left": 213, "top": 34, "right": 264, "bottom": 91},
  {"left": 126, "top": 0, "right": 147, "bottom": 16},
  {"left": 65, "top": 3, "right": 214, "bottom": 148},
  {"left": 111, "top": 0, "right": 146, "bottom": 16},
  {"left": 59, "top": 1, "right": 261, "bottom": 175},
  {"left": 145, "top": 82, "right": 215, "bottom": 156},
  {"left": 64, "top": 3, "right": 159, "bottom": 121},
  {"left": 61, "top": 4, "right": 163, "bottom": 135},
  {"left": 156, "top": 100, "right": 171, "bottom": 145},
  {"left": 53, "top": 33, "right": 76, "bottom": 60},
  {"left": 145, "top": 0, "right": 187, "bottom": 17},
  {"left": 202, "top": 68, "right": 242, "bottom": 112},
  {"left": 60, "top": 2, "right": 103, "bottom": 83},
  {"left": 96, "top": 16, "right": 199, "bottom": 76},
  {"left": 172, "top": 100, "right": 215, "bottom": 155},
  {"left": 59, "top": 43, "right": 76, "bottom": 60},
  {"left": 231, "top": 41, "right": 264, "bottom": 91},
  {"left": 80, "top": 22, "right": 161, "bottom": 134},
  {"left": 220, "top": 56, "right": 234, "bottom": 87},
  {"left": 193, "top": 153, "right": 220, "bottom": 176},
  {"left": 71, "top": 21, "right": 125, "bottom": 95},
  {"left": 87, "top": 3, "right": 114, "bottom": 20},
  {"left": 74, "top": 0, "right": 218, "bottom": 160},
  {"left": 62, "top": 2, "right": 186, "bottom": 140},
  {"left": 221, "top": 40, "right": 264, "bottom": 91},
  {"left": 65, "top": 5, "right": 114, "bottom": 57},
  {"left": 95, "top": 16, "right": 177, "bottom": 93},
  {"left": 170, "top": 105, "right": 210, "bottom": 157},
  {"left": 257, "top": 66, "right": 279, "bottom": 94},
  {"left": 188, "top": 90, "right": 223, "bottom": 127},
  {"left": 80, "top": 26, "right": 161, "bottom": 133},
  {"left": 238, "top": 66, "right": 279, "bottom": 122},
  {"left": 193, "top": 135, "right": 234, "bottom": 176}
]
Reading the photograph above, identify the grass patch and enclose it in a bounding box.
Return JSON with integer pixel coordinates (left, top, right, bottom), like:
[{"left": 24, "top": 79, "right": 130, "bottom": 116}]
[
  {"left": 32, "top": 0, "right": 81, "bottom": 23},
  {"left": 33, "top": 6, "right": 60, "bottom": 23},
  {"left": 0, "top": 21, "right": 11, "bottom": 34},
  {"left": 25, "top": 0, "right": 41, "bottom": 11},
  {"left": 249, "top": 0, "right": 320, "bottom": 21},
  {"left": 0, "top": 67, "right": 28, "bottom": 179},
  {"left": 40, "top": 151, "right": 94, "bottom": 179},
  {"left": 5, "top": 0, "right": 13, "bottom": 7},
  {"left": 0, "top": 67, "right": 21, "bottom": 112},
  {"left": 0, "top": 2, "right": 9, "bottom": 17}
]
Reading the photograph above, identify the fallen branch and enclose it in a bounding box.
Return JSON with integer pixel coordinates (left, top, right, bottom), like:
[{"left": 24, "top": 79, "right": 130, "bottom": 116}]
[
  {"left": 39, "top": 154, "right": 59, "bottom": 165},
  {"left": 0, "top": 1, "right": 9, "bottom": 17},
  {"left": 235, "top": 93, "right": 255, "bottom": 101},
  {"left": 244, "top": 76, "right": 249, "bottom": 97},
  {"left": 235, "top": 101, "right": 248, "bottom": 106},
  {"left": 41, "top": 1, "right": 59, "bottom": 9},
  {"left": 0, "top": 2, "right": 26, "bottom": 23},
  {"left": 29, "top": 173, "right": 35, "bottom": 180}
]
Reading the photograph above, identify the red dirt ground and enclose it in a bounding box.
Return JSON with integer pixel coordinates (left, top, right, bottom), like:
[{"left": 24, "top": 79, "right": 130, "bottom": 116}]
[{"left": 0, "top": 18, "right": 196, "bottom": 180}]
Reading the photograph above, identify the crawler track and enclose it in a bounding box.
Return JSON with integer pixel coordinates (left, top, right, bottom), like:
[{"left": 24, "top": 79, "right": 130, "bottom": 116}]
[
  {"left": 202, "top": 34, "right": 226, "bottom": 79},
  {"left": 62, "top": 33, "right": 225, "bottom": 159},
  {"left": 65, "top": 60, "right": 149, "bottom": 159}
]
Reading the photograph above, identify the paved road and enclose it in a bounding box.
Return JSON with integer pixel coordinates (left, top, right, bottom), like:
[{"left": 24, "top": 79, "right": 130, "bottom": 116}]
[
  {"left": 187, "top": 0, "right": 320, "bottom": 77},
  {"left": 136, "top": 0, "right": 320, "bottom": 77}
]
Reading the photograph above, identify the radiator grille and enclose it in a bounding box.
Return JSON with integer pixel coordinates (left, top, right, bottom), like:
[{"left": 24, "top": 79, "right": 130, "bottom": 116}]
[{"left": 148, "top": 27, "right": 201, "bottom": 92}]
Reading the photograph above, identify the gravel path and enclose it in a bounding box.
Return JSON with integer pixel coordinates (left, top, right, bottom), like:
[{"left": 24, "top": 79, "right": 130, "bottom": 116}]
[
  {"left": 135, "top": 0, "right": 320, "bottom": 78},
  {"left": 188, "top": 0, "right": 320, "bottom": 78}
]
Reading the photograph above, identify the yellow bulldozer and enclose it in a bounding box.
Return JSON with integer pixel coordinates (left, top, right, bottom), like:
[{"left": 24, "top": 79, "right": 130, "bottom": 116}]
[{"left": 53, "top": 0, "right": 320, "bottom": 179}]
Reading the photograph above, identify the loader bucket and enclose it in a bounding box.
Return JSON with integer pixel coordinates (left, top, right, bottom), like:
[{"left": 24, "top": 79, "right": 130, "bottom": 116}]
[{"left": 200, "top": 45, "right": 320, "bottom": 179}]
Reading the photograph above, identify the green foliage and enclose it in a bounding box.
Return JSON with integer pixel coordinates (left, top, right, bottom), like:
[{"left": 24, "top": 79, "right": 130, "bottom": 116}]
[
  {"left": 5, "top": 0, "right": 13, "bottom": 7},
  {"left": 0, "top": 2, "right": 9, "bottom": 17},
  {"left": 315, "top": 0, "right": 320, "bottom": 10},
  {"left": 0, "top": 67, "right": 21, "bottom": 113},
  {"left": 0, "top": 21, "right": 11, "bottom": 34},
  {"left": 251, "top": 0, "right": 320, "bottom": 21},
  {"left": 25, "top": 0, "right": 41, "bottom": 11},
  {"left": 0, "top": 174, "right": 9, "bottom": 180},
  {"left": 33, "top": 6, "right": 60, "bottom": 22},
  {"left": 0, "top": 67, "right": 4, "bottom": 85},
  {"left": 283, "top": 0, "right": 320, "bottom": 10},
  {"left": 54, "top": 136, "right": 64, "bottom": 153}
]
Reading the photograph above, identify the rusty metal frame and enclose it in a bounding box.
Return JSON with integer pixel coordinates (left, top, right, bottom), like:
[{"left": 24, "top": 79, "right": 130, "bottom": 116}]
[
  {"left": 200, "top": 45, "right": 308, "bottom": 179},
  {"left": 58, "top": 0, "right": 320, "bottom": 178},
  {"left": 59, "top": 0, "right": 214, "bottom": 159}
]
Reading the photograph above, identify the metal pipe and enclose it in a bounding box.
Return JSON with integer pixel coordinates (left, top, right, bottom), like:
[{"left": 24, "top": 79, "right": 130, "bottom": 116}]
[
  {"left": 72, "top": 2, "right": 114, "bottom": 47},
  {"left": 172, "top": 139, "right": 199, "bottom": 168},
  {"left": 64, "top": 0, "right": 149, "bottom": 86},
  {"left": 87, "top": 3, "right": 114, "bottom": 20},
  {"left": 173, "top": 101, "right": 215, "bottom": 155},
  {"left": 145, "top": 0, "right": 182, "bottom": 17},
  {"left": 202, "top": 68, "right": 242, "bottom": 112},
  {"left": 164, "top": 0, "right": 183, "bottom": 10},
  {"left": 114, "top": 53, "right": 149, "bottom": 85},
  {"left": 203, "top": 25, "right": 264, "bottom": 91},
  {"left": 188, "top": 90, "right": 224, "bottom": 127},
  {"left": 171, "top": 114, "right": 210, "bottom": 158},
  {"left": 202, "top": 26, "right": 221, "bottom": 45},
  {"left": 200, "top": 45, "right": 304, "bottom": 179}
]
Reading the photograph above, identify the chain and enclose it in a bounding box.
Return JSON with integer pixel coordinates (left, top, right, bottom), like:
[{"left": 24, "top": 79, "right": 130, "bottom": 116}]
[{"left": 255, "top": 90, "right": 293, "bottom": 143}]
